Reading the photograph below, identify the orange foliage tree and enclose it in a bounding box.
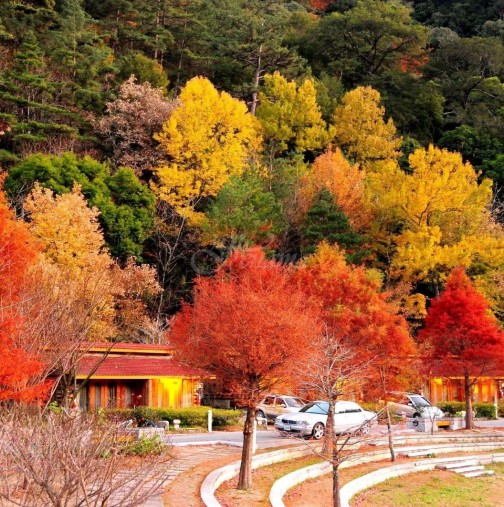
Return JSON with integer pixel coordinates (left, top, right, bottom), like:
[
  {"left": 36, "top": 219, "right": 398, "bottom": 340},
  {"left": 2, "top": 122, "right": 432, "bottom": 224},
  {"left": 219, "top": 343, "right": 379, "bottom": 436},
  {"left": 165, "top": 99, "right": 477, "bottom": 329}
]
[
  {"left": 296, "top": 244, "right": 415, "bottom": 405},
  {"left": 298, "top": 148, "right": 372, "bottom": 230},
  {"left": 169, "top": 247, "right": 321, "bottom": 490},
  {"left": 419, "top": 267, "right": 504, "bottom": 429},
  {"left": 295, "top": 244, "right": 415, "bottom": 506},
  {"left": 0, "top": 183, "right": 48, "bottom": 402},
  {"left": 17, "top": 183, "right": 163, "bottom": 406}
]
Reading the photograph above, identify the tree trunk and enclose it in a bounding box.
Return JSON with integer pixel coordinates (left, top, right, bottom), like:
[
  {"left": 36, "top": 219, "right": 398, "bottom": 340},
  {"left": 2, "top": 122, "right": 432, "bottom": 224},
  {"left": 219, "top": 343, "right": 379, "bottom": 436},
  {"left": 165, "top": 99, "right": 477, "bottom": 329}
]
[
  {"left": 250, "top": 44, "right": 262, "bottom": 115},
  {"left": 385, "top": 405, "right": 396, "bottom": 461},
  {"left": 323, "top": 399, "right": 335, "bottom": 457},
  {"left": 330, "top": 399, "right": 341, "bottom": 507},
  {"left": 238, "top": 406, "right": 255, "bottom": 489},
  {"left": 332, "top": 452, "right": 341, "bottom": 507},
  {"left": 464, "top": 371, "right": 474, "bottom": 429}
]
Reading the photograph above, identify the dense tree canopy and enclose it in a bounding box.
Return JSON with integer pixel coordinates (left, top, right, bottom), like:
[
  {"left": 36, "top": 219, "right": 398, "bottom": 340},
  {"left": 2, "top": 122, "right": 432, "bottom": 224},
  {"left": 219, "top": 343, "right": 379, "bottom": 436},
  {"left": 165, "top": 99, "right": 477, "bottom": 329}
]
[
  {"left": 4, "top": 0, "right": 504, "bottom": 435},
  {"left": 301, "top": 0, "right": 428, "bottom": 86},
  {"left": 5, "top": 152, "right": 155, "bottom": 259}
]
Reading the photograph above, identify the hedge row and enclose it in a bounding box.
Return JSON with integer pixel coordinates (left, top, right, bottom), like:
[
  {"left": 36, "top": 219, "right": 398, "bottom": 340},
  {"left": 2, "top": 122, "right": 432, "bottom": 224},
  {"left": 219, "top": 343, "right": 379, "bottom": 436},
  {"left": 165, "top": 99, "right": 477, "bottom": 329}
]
[
  {"left": 105, "top": 406, "right": 242, "bottom": 428},
  {"left": 360, "top": 401, "right": 499, "bottom": 419},
  {"left": 437, "top": 401, "right": 497, "bottom": 419}
]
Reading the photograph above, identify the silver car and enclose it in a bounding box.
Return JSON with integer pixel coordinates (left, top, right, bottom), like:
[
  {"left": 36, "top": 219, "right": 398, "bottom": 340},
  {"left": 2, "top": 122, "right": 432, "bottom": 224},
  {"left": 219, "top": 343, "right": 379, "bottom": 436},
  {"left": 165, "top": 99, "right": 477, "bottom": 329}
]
[
  {"left": 274, "top": 400, "right": 376, "bottom": 439},
  {"left": 256, "top": 395, "right": 305, "bottom": 422},
  {"left": 386, "top": 392, "right": 444, "bottom": 420}
]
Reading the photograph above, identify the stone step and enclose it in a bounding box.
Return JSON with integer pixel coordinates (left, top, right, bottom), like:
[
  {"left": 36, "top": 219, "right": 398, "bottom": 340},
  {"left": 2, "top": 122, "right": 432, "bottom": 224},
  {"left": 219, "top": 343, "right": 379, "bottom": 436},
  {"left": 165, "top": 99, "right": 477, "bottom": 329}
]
[
  {"left": 452, "top": 465, "right": 485, "bottom": 475},
  {"left": 462, "top": 470, "right": 495, "bottom": 478},
  {"left": 370, "top": 434, "right": 504, "bottom": 447},
  {"left": 436, "top": 460, "right": 479, "bottom": 470}
]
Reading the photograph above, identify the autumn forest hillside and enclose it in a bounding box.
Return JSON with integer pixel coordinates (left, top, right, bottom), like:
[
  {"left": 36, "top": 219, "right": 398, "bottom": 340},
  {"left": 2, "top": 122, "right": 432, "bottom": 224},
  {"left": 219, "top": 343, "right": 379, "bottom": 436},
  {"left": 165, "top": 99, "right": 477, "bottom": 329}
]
[{"left": 3, "top": 0, "right": 504, "bottom": 346}]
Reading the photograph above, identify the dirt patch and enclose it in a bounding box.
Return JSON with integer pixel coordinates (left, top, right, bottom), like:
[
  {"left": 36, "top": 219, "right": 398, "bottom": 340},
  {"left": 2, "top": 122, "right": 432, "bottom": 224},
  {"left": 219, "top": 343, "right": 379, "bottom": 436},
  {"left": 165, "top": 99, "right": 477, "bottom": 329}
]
[
  {"left": 217, "top": 455, "right": 322, "bottom": 507},
  {"left": 285, "top": 460, "right": 392, "bottom": 507}
]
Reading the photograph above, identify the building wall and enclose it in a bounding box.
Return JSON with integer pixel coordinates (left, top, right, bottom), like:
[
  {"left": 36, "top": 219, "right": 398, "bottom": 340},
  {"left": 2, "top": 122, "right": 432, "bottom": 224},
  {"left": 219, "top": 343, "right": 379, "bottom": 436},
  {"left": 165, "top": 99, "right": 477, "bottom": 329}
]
[
  {"left": 79, "top": 378, "right": 199, "bottom": 410},
  {"left": 427, "top": 377, "right": 504, "bottom": 405}
]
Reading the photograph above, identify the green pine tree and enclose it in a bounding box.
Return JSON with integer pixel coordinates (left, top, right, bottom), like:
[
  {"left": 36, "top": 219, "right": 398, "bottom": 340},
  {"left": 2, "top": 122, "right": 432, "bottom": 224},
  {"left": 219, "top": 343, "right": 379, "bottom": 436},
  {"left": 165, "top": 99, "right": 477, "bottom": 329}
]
[
  {"left": 0, "top": 30, "right": 84, "bottom": 156},
  {"left": 301, "top": 187, "right": 367, "bottom": 262},
  {"left": 49, "top": 0, "right": 115, "bottom": 111}
]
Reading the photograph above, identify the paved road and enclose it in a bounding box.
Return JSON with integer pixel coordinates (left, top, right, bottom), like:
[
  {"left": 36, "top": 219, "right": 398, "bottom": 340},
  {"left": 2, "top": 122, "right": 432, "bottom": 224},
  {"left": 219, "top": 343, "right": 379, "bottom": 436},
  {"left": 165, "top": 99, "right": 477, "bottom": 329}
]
[
  {"left": 168, "top": 427, "right": 299, "bottom": 449},
  {"left": 171, "top": 419, "right": 504, "bottom": 448},
  {"left": 168, "top": 418, "right": 504, "bottom": 448}
]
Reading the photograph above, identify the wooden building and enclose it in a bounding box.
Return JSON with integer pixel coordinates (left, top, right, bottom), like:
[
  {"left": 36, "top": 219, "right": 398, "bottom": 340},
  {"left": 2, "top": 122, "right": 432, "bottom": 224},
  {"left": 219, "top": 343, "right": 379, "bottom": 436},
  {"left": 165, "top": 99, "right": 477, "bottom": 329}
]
[
  {"left": 75, "top": 343, "right": 205, "bottom": 411},
  {"left": 425, "top": 375, "right": 504, "bottom": 406}
]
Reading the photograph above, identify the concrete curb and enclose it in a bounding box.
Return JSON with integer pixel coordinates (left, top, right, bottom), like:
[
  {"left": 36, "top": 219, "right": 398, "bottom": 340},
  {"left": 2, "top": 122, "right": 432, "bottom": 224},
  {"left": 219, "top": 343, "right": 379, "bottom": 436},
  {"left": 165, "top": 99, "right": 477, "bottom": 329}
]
[
  {"left": 270, "top": 461, "right": 331, "bottom": 507},
  {"left": 270, "top": 440, "right": 504, "bottom": 507},
  {"left": 172, "top": 440, "right": 243, "bottom": 448},
  {"left": 200, "top": 445, "right": 316, "bottom": 507},
  {"left": 339, "top": 453, "right": 504, "bottom": 507}
]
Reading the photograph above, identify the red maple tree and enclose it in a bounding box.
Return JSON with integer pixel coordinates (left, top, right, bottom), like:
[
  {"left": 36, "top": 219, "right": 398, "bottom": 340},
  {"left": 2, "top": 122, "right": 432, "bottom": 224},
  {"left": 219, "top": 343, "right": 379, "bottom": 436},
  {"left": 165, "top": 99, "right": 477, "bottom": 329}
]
[
  {"left": 0, "top": 183, "right": 48, "bottom": 402},
  {"left": 295, "top": 244, "right": 415, "bottom": 392},
  {"left": 294, "top": 245, "right": 415, "bottom": 507},
  {"left": 419, "top": 267, "right": 504, "bottom": 429},
  {"left": 169, "top": 247, "right": 321, "bottom": 489}
]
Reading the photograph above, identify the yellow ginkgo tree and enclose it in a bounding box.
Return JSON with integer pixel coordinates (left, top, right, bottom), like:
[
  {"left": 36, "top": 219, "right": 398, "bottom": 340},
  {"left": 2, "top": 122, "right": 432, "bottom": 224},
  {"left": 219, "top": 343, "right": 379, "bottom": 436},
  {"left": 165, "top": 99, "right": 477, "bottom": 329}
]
[
  {"left": 24, "top": 183, "right": 111, "bottom": 274},
  {"left": 332, "top": 86, "right": 402, "bottom": 169},
  {"left": 24, "top": 183, "right": 116, "bottom": 338},
  {"left": 256, "top": 71, "right": 329, "bottom": 157},
  {"left": 385, "top": 146, "right": 504, "bottom": 286},
  {"left": 153, "top": 76, "right": 262, "bottom": 224}
]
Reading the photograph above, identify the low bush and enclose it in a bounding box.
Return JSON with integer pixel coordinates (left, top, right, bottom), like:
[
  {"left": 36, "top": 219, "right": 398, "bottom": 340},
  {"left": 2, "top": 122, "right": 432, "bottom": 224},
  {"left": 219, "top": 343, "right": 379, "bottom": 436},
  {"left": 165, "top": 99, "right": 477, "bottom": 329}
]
[
  {"left": 121, "top": 435, "right": 165, "bottom": 456},
  {"left": 474, "top": 402, "right": 497, "bottom": 419},
  {"left": 438, "top": 401, "right": 497, "bottom": 419},
  {"left": 499, "top": 399, "right": 504, "bottom": 417},
  {"left": 105, "top": 406, "right": 241, "bottom": 428},
  {"left": 437, "top": 401, "right": 465, "bottom": 416}
]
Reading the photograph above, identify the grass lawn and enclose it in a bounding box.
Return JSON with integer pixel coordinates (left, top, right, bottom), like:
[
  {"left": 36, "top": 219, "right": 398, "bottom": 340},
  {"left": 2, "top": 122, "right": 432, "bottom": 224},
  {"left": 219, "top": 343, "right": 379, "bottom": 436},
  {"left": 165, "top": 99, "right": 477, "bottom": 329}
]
[{"left": 352, "top": 463, "right": 504, "bottom": 507}]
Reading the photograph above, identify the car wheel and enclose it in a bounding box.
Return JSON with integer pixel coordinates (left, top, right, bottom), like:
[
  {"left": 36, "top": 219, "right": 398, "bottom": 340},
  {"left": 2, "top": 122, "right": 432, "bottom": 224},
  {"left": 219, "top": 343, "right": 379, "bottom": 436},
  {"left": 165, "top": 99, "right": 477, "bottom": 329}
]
[
  {"left": 256, "top": 410, "right": 266, "bottom": 422},
  {"left": 312, "top": 422, "right": 325, "bottom": 440}
]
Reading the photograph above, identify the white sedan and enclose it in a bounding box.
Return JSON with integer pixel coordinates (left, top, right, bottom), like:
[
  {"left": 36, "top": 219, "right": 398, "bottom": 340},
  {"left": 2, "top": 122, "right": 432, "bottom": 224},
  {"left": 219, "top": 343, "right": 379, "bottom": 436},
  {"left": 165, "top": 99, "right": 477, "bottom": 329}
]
[{"left": 274, "top": 400, "right": 376, "bottom": 440}]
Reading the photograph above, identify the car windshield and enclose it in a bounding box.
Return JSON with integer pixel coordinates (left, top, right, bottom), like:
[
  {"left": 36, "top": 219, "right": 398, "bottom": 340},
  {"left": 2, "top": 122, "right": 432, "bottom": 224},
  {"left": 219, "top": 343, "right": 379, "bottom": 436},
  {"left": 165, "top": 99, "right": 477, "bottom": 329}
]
[
  {"left": 299, "top": 402, "right": 328, "bottom": 414},
  {"left": 410, "top": 395, "right": 432, "bottom": 408},
  {"left": 285, "top": 397, "right": 304, "bottom": 408}
]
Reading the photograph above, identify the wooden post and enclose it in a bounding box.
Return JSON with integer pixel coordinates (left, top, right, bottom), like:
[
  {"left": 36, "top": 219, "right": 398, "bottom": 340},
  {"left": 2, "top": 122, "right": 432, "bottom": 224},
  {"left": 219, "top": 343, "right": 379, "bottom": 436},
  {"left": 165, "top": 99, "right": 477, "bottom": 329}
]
[{"left": 207, "top": 409, "right": 212, "bottom": 433}]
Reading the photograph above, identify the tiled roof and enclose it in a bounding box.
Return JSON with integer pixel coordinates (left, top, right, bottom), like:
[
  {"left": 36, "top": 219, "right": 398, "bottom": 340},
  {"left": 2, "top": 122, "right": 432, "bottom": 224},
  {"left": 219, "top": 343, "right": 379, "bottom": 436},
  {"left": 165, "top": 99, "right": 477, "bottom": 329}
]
[
  {"left": 76, "top": 354, "right": 206, "bottom": 378},
  {"left": 86, "top": 342, "right": 172, "bottom": 354}
]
